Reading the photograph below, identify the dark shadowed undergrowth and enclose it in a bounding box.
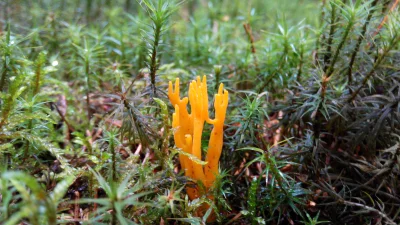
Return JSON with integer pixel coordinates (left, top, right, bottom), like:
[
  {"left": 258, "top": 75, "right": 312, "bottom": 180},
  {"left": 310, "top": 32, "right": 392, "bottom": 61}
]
[{"left": 0, "top": 0, "right": 399, "bottom": 224}]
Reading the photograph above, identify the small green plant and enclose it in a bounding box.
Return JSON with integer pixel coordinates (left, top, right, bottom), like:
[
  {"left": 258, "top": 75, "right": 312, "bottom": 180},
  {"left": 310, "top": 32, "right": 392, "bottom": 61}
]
[
  {"left": 138, "top": 0, "right": 180, "bottom": 96},
  {"left": 79, "top": 168, "right": 152, "bottom": 225},
  {"left": 241, "top": 176, "right": 264, "bottom": 225},
  {"left": 239, "top": 145, "right": 307, "bottom": 223},
  {"left": 73, "top": 38, "right": 105, "bottom": 122},
  {"left": 1, "top": 171, "right": 74, "bottom": 225},
  {"left": 301, "top": 211, "right": 329, "bottom": 225},
  {"left": 1, "top": 0, "right": 399, "bottom": 224}
]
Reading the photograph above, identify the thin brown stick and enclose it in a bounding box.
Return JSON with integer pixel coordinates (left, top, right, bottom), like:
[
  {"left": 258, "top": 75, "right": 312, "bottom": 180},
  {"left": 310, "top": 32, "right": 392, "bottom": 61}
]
[
  {"left": 134, "top": 144, "right": 142, "bottom": 155},
  {"left": 51, "top": 102, "right": 74, "bottom": 140},
  {"left": 371, "top": 0, "right": 399, "bottom": 40},
  {"left": 341, "top": 200, "right": 396, "bottom": 224},
  {"left": 225, "top": 212, "right": 243, "bottom": 225},
  {"left": 74, "top": 191, "right": 80, "bottom": 221},
  {"left": 347, "top": 0, "right": 379, "bottom": 84},
  {"left": 93, "top": 188, "right": 98, "bottom": 217},
  {"left": 243, "top": 23, "right": 259, "bottom": 71}
]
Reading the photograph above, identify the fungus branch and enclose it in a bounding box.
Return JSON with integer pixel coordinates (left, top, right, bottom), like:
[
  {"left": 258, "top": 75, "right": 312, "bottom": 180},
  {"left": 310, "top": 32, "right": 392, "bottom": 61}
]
[{"left": 168, "top": 76, "right": 229, "bottom": 201}]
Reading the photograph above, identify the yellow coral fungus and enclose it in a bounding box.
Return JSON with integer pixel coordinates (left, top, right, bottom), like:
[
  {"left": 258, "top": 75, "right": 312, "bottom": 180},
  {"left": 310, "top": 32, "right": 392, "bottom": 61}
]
[{"left": 168, "top": 75, "right": 229, "bottom": 200}]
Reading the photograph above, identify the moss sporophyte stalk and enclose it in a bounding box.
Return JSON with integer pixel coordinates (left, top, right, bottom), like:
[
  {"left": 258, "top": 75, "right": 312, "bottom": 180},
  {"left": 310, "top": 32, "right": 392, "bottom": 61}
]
[{"left": 168, "top": 76, "right": 229, "bottom": 202}]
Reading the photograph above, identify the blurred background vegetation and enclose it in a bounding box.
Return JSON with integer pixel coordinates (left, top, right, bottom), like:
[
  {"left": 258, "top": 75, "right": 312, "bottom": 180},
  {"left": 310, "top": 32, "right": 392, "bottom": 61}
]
[{"left": 1, "top": 0, "right": 400, "bottom": 224}]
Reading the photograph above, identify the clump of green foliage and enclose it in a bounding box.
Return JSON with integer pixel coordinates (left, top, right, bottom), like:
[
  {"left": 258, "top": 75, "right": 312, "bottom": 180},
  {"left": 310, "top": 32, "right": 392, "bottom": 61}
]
[{"left": 0, "top": 0, "right": 399, "bottom": 224}]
